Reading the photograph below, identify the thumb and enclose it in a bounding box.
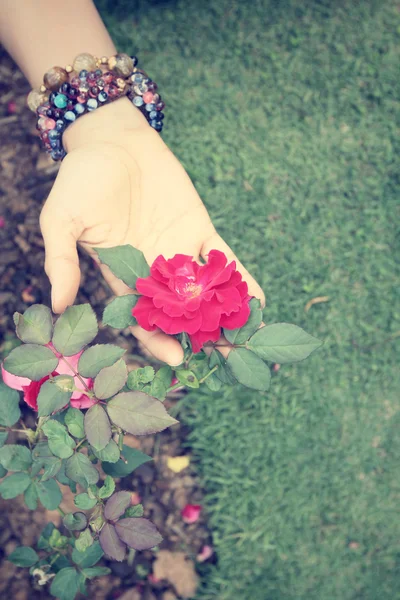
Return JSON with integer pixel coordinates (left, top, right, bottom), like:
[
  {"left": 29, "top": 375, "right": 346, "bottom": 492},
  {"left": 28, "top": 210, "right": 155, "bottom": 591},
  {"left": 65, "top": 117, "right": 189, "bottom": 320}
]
[{"left": 40, "top": 205, "right": 82, "bottom": 314}]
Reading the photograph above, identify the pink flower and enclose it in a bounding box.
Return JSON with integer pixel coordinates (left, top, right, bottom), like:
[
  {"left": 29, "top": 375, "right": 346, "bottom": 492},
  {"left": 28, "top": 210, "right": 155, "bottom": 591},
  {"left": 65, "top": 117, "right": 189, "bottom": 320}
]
[
  {"left": 0, "top": 217, "right": 5, "bottom": 229},
  {"left": 181, "top": 504, "right": 202, "bottom": 524},
  {"left": 130, "top": 492, "right": 141, "bottom": 505},
  {"left": 197, "top": 545, "right": 214, "bottom": 562},
  {"left": 2, "top": 351, "right": 95, "bottom": 411},
  {"left": 133, "top": 250, "right": 251, "bottom": 353}
]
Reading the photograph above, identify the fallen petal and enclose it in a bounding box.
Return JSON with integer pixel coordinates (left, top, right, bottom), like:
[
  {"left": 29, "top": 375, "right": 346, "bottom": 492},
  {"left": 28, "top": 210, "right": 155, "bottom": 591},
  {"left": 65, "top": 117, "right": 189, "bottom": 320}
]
[
  {"left": 167, "top": 455, "right": 190, "bottom": 473},
  {"left": 181, "top": 504, "right": 202, "bottom": 524}
]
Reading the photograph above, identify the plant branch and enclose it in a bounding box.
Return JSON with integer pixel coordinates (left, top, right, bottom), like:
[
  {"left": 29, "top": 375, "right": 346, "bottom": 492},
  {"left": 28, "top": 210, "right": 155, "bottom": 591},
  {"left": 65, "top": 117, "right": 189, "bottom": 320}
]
[
  {"left": 59, "top": 355, "right": 93, "bottom": 395},
  {"left": 198, "top": 365, "right": 218, "bottom": 384}
]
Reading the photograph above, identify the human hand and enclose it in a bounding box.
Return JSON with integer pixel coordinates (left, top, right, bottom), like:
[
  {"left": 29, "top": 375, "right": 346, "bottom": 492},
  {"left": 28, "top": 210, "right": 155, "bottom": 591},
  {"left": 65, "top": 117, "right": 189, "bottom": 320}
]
[{"left": 40, "top": 98, "right": 265, "bottom": 365}]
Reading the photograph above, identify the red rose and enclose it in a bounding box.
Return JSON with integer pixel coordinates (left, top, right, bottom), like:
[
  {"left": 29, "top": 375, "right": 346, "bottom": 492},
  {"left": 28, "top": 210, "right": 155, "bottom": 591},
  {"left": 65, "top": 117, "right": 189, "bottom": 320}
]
[{"left": 133, "top": 250, "right": 251, "bottom": 352}]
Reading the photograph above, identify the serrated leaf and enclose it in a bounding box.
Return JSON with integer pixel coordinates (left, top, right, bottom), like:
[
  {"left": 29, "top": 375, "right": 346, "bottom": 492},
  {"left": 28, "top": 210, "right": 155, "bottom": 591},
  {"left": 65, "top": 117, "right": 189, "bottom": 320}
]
[
  {"left": 94, "top": 359, "right": 127, "bottom": 400},
  {"left": 75, "top": 493, "right": 97, "bottom": 510},
  {"left": 0, "top": 472, "right": 31, "bottom": 499},
  {"left": 99, "top": 523, "right": 126, "bottom": 561},
  {"left": 124, "top": 503, "right": 144, "bottom": 518},
  {"left": 0, "top": 383, "right": 21, "bottom": 427},
  {"left": 209, "top": 350, "right": 237, "bottom": 385},
  {"left": 0, "top": 432, "right": 8, "bottom": 448},
  {"left": 75, "top": 529, "right": 93, "bottom": 553},
  {"left": 0, "top": 464, "right": 6, "bottom": 478},
  {"left": 104, "top": 491, "right": 132, "bottom": 520},
  {"left": 24, "top": 482, "right": 38, "bottom": 510},
  {"left": 102, "top": 444, "right": 151, "bottom": 477},
  {"left": 107, "top": 391, "right": 178, "bottom": 435},
  {"left": 65, "top": 407, "right": 85, "bottom": 438},
  {"left": 63, "top": 512, "right": 87, "bottom": 531},
  {"left": 98, "top": 475, "right": 115, "bottom": 499},
  {"left": 227, "top": 348, "right": 271, "bottom": 391},
  {"left": 36, "top": 478, "right": 62, "bottom": 509},
  {"left": 37, "top": 522, "right": 55, "bottom": 550},
  {"left": 50, "top": 567, "right": 79, "bottom": 600},
  {"left": 14, "top": 304, "right": 53, "bottom": 345},
  {"left": 204, "top": 372, "right": 222, "bottom": 392},
  {"left": 103, "top": 295, "right": 138, "bottom": 329},
  {"left": 37, "top": 376, "right": 74, "bottom": 417},
  {"left": 52, "top": 304, "right": 98, "bottom": 356},
  {"left": 115, "top": 517, "right": 162, "bottom": 550},
  {"left": 0, "top": 444, "right": 32, "bottom": 471},
  {"left": 247, "top": 323, "right": 323, "bottom": 363},
  {"left": 56, "top": 460, "right": 77, "bottom": 493},
  {"left": 3, "top": 344, "right": 58, "bottom": 381},
  {"left": 127, "top": 366, "right": 155, "bottom": 390},
  {"left": 150, "top": 366, "right": 172, "bottom": 400},
  {"left": 78, "top": 344, "right": 125, "bottom": 378},
  {"left": 176, "top": 369, "right": 199, "bottom": 389},
  {"left": 84, "top": 404, "right": 111, "bottom": 451},
  {"left": 71, "top": 540, "right": 103, "bottom": 568},
  {"left": 92, "top": 439, "right": 120, "bottom": 463},
  {"left": 42, "top": 420, "right": 75, "bottom": 459},
  {"left": 65, "top": 453, "right": 99, "bottom": 489},
  {"left": 223, "top": 298, "right": 262, "bottom": 344},
  {"left": 41, "top": 456, "right": 62, "bottom": 481},
  {"left": 95, "top": 245, "right": 149, "bottom": 288},
  {"left": 8, "top": 546, "right": 39, "bottom": 567}
]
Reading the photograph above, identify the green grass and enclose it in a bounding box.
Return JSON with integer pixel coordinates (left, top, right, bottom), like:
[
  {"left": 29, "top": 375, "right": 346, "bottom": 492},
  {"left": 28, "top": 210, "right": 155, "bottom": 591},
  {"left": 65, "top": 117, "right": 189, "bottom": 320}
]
[{"left": 98, "top": 0, "right": 400, "bottom": 597}]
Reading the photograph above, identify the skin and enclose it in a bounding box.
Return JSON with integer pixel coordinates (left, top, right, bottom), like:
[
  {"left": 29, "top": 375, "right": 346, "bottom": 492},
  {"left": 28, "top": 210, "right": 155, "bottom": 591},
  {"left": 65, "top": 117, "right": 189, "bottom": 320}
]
[{"left": 0, "top": 0, "right": 265, "bottom": 365}]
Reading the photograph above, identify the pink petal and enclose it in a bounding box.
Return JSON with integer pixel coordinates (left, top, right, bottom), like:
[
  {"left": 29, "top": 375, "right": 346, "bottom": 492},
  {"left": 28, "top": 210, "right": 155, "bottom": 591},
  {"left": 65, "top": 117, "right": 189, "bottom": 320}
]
[
  {"left": 220, "top": 299, "right": 251, "bottom": 330},
  {"left": 197, "top": 545, "right": 214, "bottom": 563},
  {"left": 189, "top": 328, "right": 220, "bottom": 353},
  {"left": 70, "top": 394, "right": 96, "bottom": 409},
  {"left": 181, "top": 504, "right": 202, "bottom": 524},
  {"left": 1, "top": 364, "right": 31, "bottom": 390}
]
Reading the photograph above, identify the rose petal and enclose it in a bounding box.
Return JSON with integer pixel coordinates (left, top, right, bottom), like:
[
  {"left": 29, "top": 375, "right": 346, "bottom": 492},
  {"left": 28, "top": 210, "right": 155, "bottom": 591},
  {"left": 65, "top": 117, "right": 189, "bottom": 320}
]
[
  {"left": 181, "top": 504, "right": 202, "bottom": 524},
  {"left": 190, "top": 328, "right": 220, "bottom": 353},
  {"left": 1, "top": 365, "right": 31, "bottom": 391}
]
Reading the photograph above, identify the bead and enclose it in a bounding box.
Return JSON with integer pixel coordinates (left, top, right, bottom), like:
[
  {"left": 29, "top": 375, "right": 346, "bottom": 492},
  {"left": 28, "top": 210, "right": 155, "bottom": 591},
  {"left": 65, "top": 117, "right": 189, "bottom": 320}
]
[
  {"left": 87, "top": 98, "right": 98, "bottom": 111},
  {"left": 44, "top": 118, "right": 56, "bottom": 130},
  {"left": 48, "top": 129, "right": 59, "bottom": 140},
  {"left": 131, "top": 56, "right": 138, "bottom": 67},
  {"left": 51, "top": 148, "right": 66, "bottom": 161},
  {"left": 143, "top": 91, "right": 154, "bottom": 104},
  {"left": 116, "top": 78, "right": 126, "bottom": 89},
  {"left": 89, "top": 86, "right": 100, "bottom": 97},
  {"left": 133, "top": 83, "right": 148, "bottom": 96},
  {"left": 37, "top": 105, "right": 48, "bottom": 116},
  {"left": 150, "top": 119, "right": 163, "bottom": 131},
  {"left": 156, "top": 101, "right": 165, "bottom": 111},
  {"left": 98, "top": 91, "right": 108, "bottom": 102},
  {"left": 53, "top": 109, "right": 63, "bottom": 120},
  {"left": 149, "top": 110, "right": 158, "bottom": 119},
  {"left": 103, "top": 72, "right": 114, "bottom": 84},
  {"left": 157, "top": 111, "right": 165, "bottom": 120},
  {"left": 145, "top": 103, "right": 156, "bottom": 112},
  {"left": 106, "top": 84, "right": 119, "bottom": 98},
  {"left": 53, "top": 93, "right": 68, "bottom": 109},
  {"left": 147, "top": 81, "right": 158, "bottom": 92},
  {"left": 86, "top": 72, "right": 97, "bottom": 84},
  {"left": 59, "top": 82, "right": 70, "bottom": 94},
  {"left": 108, "top": 53, "right": 133, "bottom": 77},
  {"left": 95, "top": 69, "right": 103, "bottom": 76},
  {"left": 43, "top": 67, "right": 69, "bottom": 91},
  {"left": 68, "top": 87, "right": 79, "bottom": 100},
  {"left": 73, "top": 52, "right": 97, "bottom": 73},
  {"left": 70, "top": 76, "right": 81, "bottom": 88},
  {"left": 46, "top": 109, "right": 55, "bottom": 118},
  {"left": 97, "top": 78, "right": 105, "bottom": 89},
  {"left": 40, "top": 85, "right": 47, "bottom": 93},
  {"left": 74, "top": 103, "right": 85, "bottom": 115},
  {"left": 65, "top": 65, "right": 73, "bottom": 73},
  {"left": 37, "top": 117, "right": 47, "bottom": 130},
  {"left": 79, "top": 72, "right": 88, "bottom": 82},
  {"left": 55, "top": 120, "right": 65, "bottom": 132},
  {"left": 64, "top": 111, "right": 76, "bottom": 122},
  {"left": 27, "top": 89, "right": 48, "bottom": 112},
  {"left": 41, "top": 131, "right": 49, "bottom": 142},
  {"left": 151, "top": 93, "right": 160, "bottom": 104},
  {"left": 100, "top": 56, "right": 108, "bottom": 65},
  {"left": 77, "top": 94, "right": 88, "bottom": 103},
  {"left": 132, "top": 96, "right": 144, "bottom": 107},
  {"left": 131, "top": 73, "right": 144, "bottom": 84},
  {"left": 79, "top": 82, "right": 90, "bottom": 94}
]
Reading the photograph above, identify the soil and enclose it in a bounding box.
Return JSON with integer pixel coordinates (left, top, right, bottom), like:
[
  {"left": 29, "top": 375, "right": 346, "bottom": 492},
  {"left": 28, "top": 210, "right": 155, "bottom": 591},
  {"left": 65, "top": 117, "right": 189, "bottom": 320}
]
[{"left": 0, "top": 50, "right": 213, "bottom": 600}]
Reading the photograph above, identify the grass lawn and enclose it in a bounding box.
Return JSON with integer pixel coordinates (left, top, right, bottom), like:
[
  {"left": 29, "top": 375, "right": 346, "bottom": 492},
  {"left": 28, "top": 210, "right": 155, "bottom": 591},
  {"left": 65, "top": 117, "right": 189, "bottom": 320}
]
[{"left": 98, "top": 0, "right": 400, "bottom": 597}]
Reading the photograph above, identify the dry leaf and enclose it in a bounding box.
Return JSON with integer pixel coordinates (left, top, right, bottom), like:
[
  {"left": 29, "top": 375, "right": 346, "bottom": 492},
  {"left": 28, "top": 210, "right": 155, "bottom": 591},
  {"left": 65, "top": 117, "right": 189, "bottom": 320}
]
[
  {"left": 167, "top": 455, "right": 190, "bottom": 473},
  {"left": 153, "top": 551, "right": 199, "bottom": 599},
  {"left": 304, "top": 296, "right": 330, "bottom": 313}
]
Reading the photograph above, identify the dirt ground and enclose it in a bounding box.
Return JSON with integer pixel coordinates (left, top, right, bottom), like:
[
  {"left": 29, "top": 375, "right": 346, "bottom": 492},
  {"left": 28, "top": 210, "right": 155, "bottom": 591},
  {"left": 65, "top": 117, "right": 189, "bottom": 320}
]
[{"left": 0, "top": 49, "right": 212, "bottom": 600}]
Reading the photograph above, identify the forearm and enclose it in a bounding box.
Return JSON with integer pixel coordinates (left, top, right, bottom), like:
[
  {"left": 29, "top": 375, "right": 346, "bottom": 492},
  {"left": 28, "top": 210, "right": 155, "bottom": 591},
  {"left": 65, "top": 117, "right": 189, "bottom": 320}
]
[{"left": 0, "top": 0, "right": 116, "bottom": 87}]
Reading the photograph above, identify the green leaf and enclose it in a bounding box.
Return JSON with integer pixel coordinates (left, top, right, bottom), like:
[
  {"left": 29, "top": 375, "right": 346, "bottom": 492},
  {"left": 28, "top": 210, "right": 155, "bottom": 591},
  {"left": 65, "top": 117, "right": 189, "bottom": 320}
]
[
  {"left": 227, "top": 348, "right": 271, "bottom": 391},
  {"left": 14, "top": 304, "right": 53, "bottom": 345},
  {"left": 0, "top": 432, "right": 8, "bottom": 448},
  {"left": 50, "top": 567, "right": 80, "bottom": 600},
  {"left": 107, "top": 391, "right": 178, "bottom": 435},
  {"left": 71, "top": 541, "right": 103, "bottom": 568},
  {"left": 98, "top": 475, "right": 115, "bottom": 499},
  {"left": 63, "top": 512, "right": 88, "bottom": 531},
  {"left": 92, "top": 439, "right": 120, "bottom": 463},
  {"left": 66, "top": 453, "right": 99, "bottom": 489},
  {"left": 209, "top": 350, "right": 237, "bottom": 385},
  {"left": 3, "top": 344, "right": 58, "bottom": 381},
  {"left": 0, "top": 444, "right": 32, "bottom": 471},
  {"left": 0, "top": 383, "right": 21, "bottom": 427},
  {"left": 0, "top": 472, "right": 31, "bottom": 499},
  {"left": 78, "top": 344, "right": 125, "bottom": 378},
  {"left": 65, "top": 408, "right": 85, "bottom": 438},
  {"left": 37, "top": 376, "right": 74, "bottom": 417},
  {"left": 37, "top": 522, "right": 55, "bottom": 550},
  {"left": 104, "top": 490, "right": 132, "bottom": 520},
  {"left": 52, "top": 304, "right": 98, "bottom": 357},
  {"left": 94, "top": 359, "right": 127, "bottom": 400},
  {"left": 56, "top": 460, "right": 77, "bottom": 493},
  {"left": 0, "top": 464, "right": 6, "bottom": 478},
  {"left": 8, "top": 546, "right": 39, "bottom": 567},
  {"left": 102, "top": 444, "right": 151, "bottom": 477},
  {"left": 125, "top": 503, "right": 144, "bottom": 518},
  {"left": 42, "top": 420, "right": 75, "bottom": 459},
  {"left": 115, "top": 517, "right": 162, "bottom": 550},
  {"left": 41, "top": 457, "right": 62, "bottom": 481},
  {"left": 75, "top": 493, "right": 97, "bottom": 510},
  {"left": 84, "top": 404, "right": 111, "bottom": 451},
  {"left": 223, "top": 298, "right": 262, "bottom": 345},
  {"left": 102, "top": 295, "right": 138, "bottom": 329},
  {"left": 127, "top": 366, "right": 155, "bottom": 390},
  {"left": 150, "top": 366, "right": 173, "bottom": 400},
  {"left": 204, "top": 372, "right": 222, "bottom": 392},
  {"left": 95, "top": 245, "right": 150, "bottom": 288},
  {"left": 36, "top": 478, "right": 62, "bottom": 509},
  {"left": 247, "top": 323, "right": 323, "bottom": 363},
  {"left": 24, "top": 482, "right": 38, "bottom": 510},
  {"left": 176, "top": 369, "right": 199, "bottom": 389},
  {"left": 75, "top": 529, "right": 93, "bottom": 553},
  {"left": 82, "top": 566, "right": 111, "bottom": 578}
]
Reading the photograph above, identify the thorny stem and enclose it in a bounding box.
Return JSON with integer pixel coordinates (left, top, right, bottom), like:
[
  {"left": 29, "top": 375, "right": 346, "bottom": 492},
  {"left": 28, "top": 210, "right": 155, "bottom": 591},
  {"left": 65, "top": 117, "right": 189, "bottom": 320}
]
[
  {"left": 75, "top": 438, "right": 87, "bottom": 451},
  {"left": 58, "top": 355, "right": 93, "bottom": 395},
  {"left": 0, "top": 426, "right": 32, "bottom": 435},
  {"left": 198, "top": 365, "right": 218, "bottom": 384},
  {"left": 57, "top": 507, "right": 65, "bottom": 517}
]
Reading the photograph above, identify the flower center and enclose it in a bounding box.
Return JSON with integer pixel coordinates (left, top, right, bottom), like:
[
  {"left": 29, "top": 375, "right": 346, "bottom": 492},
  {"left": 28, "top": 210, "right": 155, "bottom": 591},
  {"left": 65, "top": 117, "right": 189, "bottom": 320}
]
[{"left": 183, "top": 282, "right": 203, "bottom": 297}]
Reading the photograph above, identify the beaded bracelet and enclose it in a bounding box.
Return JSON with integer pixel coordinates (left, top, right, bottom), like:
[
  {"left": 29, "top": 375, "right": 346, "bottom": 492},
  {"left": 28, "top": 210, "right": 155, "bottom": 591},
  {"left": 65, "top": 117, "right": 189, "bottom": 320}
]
[{"left": 27, "top": 52, "right": 165, "bottom": 161}]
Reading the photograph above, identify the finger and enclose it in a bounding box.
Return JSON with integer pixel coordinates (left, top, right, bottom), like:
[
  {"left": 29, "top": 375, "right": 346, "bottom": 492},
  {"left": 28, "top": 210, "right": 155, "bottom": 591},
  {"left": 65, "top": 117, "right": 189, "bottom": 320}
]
[
  {"left": 201, "top": 232, "right": 266, "bottom": 306},
  {"left": 130, "top": 325, "right": 184, "bottom": 367}
]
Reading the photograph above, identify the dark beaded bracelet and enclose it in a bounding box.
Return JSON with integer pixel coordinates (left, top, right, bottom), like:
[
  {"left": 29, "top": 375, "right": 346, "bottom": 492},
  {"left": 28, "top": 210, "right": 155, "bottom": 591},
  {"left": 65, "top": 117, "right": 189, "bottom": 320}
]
[{"left": 28, "top": 52, "right": 165, "bottom": 161}]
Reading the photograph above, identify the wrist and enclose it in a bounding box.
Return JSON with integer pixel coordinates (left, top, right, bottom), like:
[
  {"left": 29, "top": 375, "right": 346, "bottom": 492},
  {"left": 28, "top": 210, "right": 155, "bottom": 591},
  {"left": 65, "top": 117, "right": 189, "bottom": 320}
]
[{"left": 63, "top": 97, "right": 149, "bottom": 152}]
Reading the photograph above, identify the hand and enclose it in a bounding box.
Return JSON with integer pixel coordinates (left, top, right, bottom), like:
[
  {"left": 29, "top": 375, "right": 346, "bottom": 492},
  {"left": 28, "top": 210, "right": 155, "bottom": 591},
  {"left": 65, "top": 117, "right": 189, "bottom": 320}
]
[{"left": 40, "top": 98, "right": 265, "bottom": 365}]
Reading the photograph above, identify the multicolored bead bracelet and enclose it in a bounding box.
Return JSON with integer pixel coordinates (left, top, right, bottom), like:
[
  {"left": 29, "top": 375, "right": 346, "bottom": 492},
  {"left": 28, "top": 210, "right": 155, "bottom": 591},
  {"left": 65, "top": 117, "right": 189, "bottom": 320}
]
[{"left": 27, "top": 52, "right": 165, "bottom": 161}]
